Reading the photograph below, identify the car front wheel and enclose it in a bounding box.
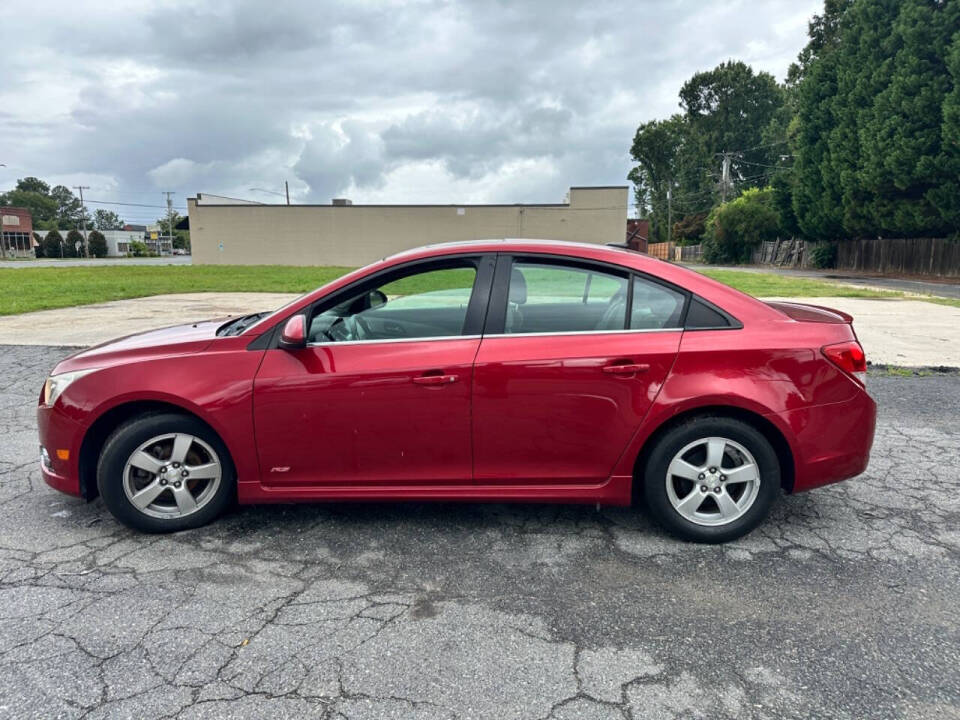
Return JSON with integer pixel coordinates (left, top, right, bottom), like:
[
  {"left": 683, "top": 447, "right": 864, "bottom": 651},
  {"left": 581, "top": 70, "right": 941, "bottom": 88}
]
[
  {"left": 97, "top": 413, "right": 235, "bottom": 533},
  {"left": 643, "top": 416, "right": 781, "bottom": 543}
]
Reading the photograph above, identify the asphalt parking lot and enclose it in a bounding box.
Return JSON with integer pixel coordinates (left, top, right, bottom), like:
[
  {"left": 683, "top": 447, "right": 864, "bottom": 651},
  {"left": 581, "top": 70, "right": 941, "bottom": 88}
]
[{"left": 2, "top": 345, "right": 959, "bottom": 720}]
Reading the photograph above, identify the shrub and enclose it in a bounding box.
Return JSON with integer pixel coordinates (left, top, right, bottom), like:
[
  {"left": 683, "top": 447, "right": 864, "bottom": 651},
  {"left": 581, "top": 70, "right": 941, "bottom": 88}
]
[
  {"left": 128, "top": 240, "right": 148, "bottom": 257},
  {"left": 33, "top": 232, "right": 44, "bottom": 258},
  {"left": 810, "top": 242, "right": 838, "bottom": 269},
  {"left": 42, "top": 230, "right": 63, "bottom": 258},
  {"left": 64, "top": 229, "right": 84, "bottom": 258},
  {"left": 702, "top": 188, "right": 781, "bottom": 264},
  {"left": 672, "top": 212, "right": 708, "bottom": 245},
  {"left": 87, "top": 230, "right": 107, "bottom": 258}
]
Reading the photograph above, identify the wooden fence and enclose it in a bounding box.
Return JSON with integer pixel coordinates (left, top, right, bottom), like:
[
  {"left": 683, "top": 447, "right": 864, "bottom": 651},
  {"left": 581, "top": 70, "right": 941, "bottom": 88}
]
[
  {"left": 836, "top": 237, "right": 960, "bottom": 278},
  {"left": 646, "top": 241, "right": 675, "bottom": 260}
]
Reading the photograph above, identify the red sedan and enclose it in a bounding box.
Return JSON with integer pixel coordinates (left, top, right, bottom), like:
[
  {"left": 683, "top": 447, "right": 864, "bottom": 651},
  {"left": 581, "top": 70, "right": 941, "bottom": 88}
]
[{"left": 37, "top": 240, "right": 876, "bottom": 542}]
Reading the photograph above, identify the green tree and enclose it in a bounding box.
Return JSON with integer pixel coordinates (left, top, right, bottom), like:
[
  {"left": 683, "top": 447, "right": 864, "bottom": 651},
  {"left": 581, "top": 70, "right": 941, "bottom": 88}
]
[
  {"left": 93, "top": 209, "right": 124, "bottom": 231},
  {"left": 679, "top": 60, "right": 785, "bottom": 187},
  {"left": 50, "top": 186, "right": 90, "bottom": 230},
  {"left": 930, "top": 30, "right": 960, "bottom": 230},
  {"left": 87, "top": 230, "right": 107, "bottom": 258},
  {"left": 790, "top": 0, "right": 960, "bottom": 239},
  {"left": 0, "top": 188, "right": 57, "bottom": 227},
  {"left": 64, "top": 229, "right": 83, "bottom": 258},
  {"left": 628, "top": 116, "right": 687, "bottom": 243},
  {"left": 703, "top": 188, "right": 781, "bottom": 264},
  {"left": 14, "top": 177, "right": 50, "bottom": 195},
  {"left": 42, "top": 230, "right": 64, "bottom": 258}
]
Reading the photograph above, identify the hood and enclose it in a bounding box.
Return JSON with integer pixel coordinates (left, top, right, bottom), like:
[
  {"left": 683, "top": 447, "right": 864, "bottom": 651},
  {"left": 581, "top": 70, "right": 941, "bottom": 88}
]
[{"left": 53, "top": 318, "right": 228, "bottom": 373}]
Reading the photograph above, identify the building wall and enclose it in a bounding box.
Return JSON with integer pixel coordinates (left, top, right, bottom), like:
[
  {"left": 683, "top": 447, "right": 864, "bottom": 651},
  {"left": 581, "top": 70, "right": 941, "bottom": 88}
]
[
  {"left": 188, "top": 186, "right": 628, "bottom": 266},
  {"left": 1, "top": 207, "right": 35, "bottom": 257},
  {"left": 101, "top": 229, "right": 146, "bottom": 256}
]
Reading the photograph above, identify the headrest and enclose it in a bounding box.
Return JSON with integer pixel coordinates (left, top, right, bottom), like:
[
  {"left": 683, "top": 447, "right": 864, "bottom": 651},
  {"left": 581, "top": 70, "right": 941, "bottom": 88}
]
[{"left": 509, "top": 268, "right": 527, "bottom": 305}]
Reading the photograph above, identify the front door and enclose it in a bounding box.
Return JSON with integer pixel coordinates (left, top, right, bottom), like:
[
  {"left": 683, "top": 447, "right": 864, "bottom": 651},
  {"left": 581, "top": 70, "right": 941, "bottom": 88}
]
[
  {"left": 253, "top": 256, "right": 491, "bottom": 488},
  {"left": 472, "top": 257, "right": 685, "bottom": 485}
]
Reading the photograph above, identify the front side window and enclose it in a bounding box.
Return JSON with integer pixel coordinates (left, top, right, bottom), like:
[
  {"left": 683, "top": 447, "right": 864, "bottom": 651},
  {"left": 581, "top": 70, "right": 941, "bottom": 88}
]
[
  {"left": 504, "top": 261, "right": 628, "bottom": 334},
  {"left": 309, "top": 264, "right": 477, "bottom": 343}
]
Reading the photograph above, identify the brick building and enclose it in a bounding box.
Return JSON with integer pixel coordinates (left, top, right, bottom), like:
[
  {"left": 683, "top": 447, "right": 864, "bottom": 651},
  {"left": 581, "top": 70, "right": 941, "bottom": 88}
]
[
  {"left": 625, "top": 218, "right": 649, "bottom": 252},
  {"left": 1, "top": 207, "right": 35, "bottom": 258}
]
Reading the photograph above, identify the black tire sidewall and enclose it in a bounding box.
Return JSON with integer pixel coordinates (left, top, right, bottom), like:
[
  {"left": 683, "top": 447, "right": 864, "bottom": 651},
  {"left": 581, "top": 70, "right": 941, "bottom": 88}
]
[
  {"left": 97, "top": 413, "right": 235, "bottom": 533},
  {"left": 643, "top": 417, "right": 780, "bottom": 543}
]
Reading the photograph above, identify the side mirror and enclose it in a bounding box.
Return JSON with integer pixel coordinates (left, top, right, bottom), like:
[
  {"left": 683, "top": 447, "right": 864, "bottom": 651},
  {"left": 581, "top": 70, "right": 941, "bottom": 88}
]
[
  {"left": 367, "top": 289, "right": 387, "bottom": 309},
  {"left": 279, "top": 315, "right": 306, "bottom": 349}
]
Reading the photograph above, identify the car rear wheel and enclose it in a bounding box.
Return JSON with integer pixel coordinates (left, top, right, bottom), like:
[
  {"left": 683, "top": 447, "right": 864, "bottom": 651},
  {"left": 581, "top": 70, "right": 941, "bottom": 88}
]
[
  {"left": 97, "top": 413, "right": 235, "bottom": 533},
  {"left": 643, "top": 416, "right": 780, "bottom": 543}
]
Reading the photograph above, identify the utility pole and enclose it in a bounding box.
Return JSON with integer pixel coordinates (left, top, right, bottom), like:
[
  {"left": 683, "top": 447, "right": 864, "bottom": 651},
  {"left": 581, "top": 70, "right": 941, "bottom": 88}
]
[
  {"left": 284, "top": 180, "right": 290, "bottom": 205},
  {"left": 74, "top": 186, "right": 90, "bottom": 257},
  {"left": 163, "top": 191, "right": 175, "bottom": 255},
  {"left": 666, "top": 186, "right": 673, "bottom": 244},
  {"left": 718, "top": 151, "right": 739, "bottom": 203}
]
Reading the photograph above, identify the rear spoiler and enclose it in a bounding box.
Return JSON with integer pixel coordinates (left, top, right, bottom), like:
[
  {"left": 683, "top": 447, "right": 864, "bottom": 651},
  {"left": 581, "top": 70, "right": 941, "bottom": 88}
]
[{"left": 764, "top": 301, "right": 853, "bottom": 324}]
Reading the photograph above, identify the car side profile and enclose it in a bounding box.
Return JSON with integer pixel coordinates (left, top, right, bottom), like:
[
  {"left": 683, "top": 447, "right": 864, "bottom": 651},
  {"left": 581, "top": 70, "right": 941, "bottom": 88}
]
[{"left": 37, "top": 240, "right": 876, "bottom": 542}]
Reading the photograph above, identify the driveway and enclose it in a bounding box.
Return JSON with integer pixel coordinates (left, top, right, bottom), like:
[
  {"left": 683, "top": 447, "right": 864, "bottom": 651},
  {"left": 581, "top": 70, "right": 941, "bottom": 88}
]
[{"left": 2, "top": 345, "right": 959, "bottom": 719}]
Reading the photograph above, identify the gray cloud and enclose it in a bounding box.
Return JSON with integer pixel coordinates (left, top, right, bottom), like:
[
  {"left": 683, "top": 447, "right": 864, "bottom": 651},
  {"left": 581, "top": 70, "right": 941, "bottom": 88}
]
[{"left": 0, "top": 0, "right": 819, "bottom": 215}]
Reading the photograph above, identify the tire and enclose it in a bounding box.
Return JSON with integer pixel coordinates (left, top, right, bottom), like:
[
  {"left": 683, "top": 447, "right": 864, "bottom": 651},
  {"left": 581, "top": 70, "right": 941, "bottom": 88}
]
[
  {"left": 642, "top": 416, "right": 780, "bottom": 543},
  {"left": 97, "top": 412, "right": 235, "bottom": 533}
]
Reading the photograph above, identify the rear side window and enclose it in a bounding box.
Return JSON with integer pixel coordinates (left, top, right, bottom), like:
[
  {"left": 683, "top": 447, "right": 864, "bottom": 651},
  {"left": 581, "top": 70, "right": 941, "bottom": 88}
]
[
  {"left": 684, "top": 297, "right": 732, "bottom": 329},
  {"left": 505, "top": 261, "right": 628, "bottom": 334},
  {"left": 630, "top": 276, "right": 686, "bottom": 329}
]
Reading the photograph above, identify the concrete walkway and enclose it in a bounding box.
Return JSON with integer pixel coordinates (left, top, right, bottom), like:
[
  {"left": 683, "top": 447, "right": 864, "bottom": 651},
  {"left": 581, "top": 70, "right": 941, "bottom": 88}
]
[
  {"left": 0, "top": 293, "right": 296, "bottom": 346},
  {"left": 0, "top": 292, "right": 957, "bottom": 367}
]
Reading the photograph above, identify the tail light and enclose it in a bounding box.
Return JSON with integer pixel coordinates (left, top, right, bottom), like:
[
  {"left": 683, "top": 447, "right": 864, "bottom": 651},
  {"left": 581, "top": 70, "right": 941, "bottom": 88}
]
[{"left": 822, "top": 341, "right": 867, "bottom": 386}]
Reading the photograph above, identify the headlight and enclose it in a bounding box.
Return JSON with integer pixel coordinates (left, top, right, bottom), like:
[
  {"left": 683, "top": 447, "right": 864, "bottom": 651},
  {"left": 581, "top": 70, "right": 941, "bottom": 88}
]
[{"left": 43, "top": 368, "right": 99, "bottom": 406}]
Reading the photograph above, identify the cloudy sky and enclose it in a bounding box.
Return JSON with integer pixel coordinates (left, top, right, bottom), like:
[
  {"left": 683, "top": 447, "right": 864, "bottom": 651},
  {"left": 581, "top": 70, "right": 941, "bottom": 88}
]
[{"left": 0, "top": 0, "right": 819, "bottom": 222}]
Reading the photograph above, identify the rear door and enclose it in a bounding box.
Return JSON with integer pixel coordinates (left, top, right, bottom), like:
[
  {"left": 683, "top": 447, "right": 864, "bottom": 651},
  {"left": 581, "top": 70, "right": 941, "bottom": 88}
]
[{"left": 471, "top": 255, "right": 685, "bottom": 485}]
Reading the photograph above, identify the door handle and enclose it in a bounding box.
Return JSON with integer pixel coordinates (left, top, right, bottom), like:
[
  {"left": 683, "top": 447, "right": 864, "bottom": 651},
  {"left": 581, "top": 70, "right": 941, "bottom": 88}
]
[
  {"left": 602, "top": 362, "right": 650, "bottom": 375},
  {"left": 412, "top": 374, "right": 458, "bottom": 385}
]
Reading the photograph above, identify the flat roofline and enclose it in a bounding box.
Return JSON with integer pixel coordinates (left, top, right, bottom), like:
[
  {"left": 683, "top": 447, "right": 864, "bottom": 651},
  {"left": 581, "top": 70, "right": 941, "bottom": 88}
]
[
  {"left": 190, "top": 185, "right": 628, "bottom": 208},
  {"left": 568, "top": 185, "right": 629, "bottom": 190}
]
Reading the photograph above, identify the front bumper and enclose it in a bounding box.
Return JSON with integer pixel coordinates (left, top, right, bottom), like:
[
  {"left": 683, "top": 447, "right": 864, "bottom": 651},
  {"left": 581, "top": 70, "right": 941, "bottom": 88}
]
[
  {"left": 37, "top": 403, "right": 85, "bottom": 497},
  {"left": 776, "top": 387, "right": 877, "bottom": 493}
]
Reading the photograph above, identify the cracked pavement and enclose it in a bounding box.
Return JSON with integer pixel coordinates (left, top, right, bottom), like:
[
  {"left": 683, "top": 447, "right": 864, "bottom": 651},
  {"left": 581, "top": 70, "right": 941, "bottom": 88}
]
[{"left": 1, "top": 345, "right": 958, "bottom": 719}]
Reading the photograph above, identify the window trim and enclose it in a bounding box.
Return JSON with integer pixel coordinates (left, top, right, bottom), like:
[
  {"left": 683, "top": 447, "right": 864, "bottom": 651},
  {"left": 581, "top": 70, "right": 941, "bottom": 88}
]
[{"left": 485, "top": 253, "right": 693, "bottom": 337}]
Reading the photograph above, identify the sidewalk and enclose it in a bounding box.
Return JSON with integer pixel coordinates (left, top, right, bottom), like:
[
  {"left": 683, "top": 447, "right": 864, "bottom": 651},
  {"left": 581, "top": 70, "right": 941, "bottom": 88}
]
[{"left": 0, "top": 292, "right": 957, "bottom": 367}]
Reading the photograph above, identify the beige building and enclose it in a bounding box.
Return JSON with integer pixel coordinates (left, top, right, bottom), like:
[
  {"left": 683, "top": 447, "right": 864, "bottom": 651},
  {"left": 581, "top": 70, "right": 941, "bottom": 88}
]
[{"left": 187, "top": 186, "right": 628, "bottom": 266}]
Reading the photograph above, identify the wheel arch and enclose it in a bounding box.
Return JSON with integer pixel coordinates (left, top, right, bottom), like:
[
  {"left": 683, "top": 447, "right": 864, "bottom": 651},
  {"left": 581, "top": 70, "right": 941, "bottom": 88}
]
[
  {"left": 78, "top": 399, "right": 235, "bottom": 501},
  {"left": 631, "top": 405, "right": 796, "bottom": 499}
]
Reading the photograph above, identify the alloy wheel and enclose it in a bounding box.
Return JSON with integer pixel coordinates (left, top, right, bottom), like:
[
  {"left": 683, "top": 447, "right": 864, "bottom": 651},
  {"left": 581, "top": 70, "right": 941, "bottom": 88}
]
[
  {"left": 664, "top": 436, "right": 761, "bottom": 527},
  {"left": 122, "top": 433, "right": 222, "bottom": 519}
]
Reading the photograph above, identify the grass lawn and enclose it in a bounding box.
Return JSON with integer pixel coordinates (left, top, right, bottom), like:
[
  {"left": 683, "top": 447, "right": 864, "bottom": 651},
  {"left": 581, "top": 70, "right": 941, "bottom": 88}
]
[
  {"left": 1, "top": 262, "right": 956, "bottom": 316},
  {"left": 697, "top": 269, "right": 900, "bottom": 299}
]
